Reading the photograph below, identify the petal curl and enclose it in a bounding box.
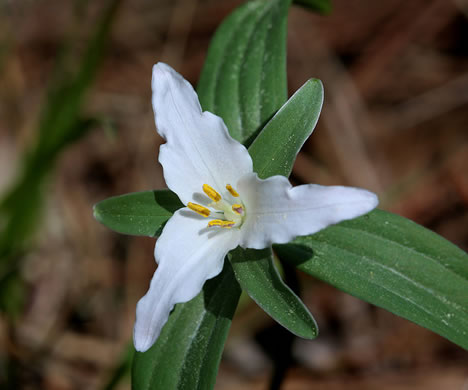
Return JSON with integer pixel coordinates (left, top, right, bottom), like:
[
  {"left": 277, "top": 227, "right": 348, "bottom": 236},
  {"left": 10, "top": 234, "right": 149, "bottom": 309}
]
[
  {"left": 152, "top": 63, "right": 253, "bottom": 205},
  {"left": 237, "top": 173, "right": 378, "bottom": 249},
  {"left": 133, "top": 208, "right": 241, "bottom": 352}
]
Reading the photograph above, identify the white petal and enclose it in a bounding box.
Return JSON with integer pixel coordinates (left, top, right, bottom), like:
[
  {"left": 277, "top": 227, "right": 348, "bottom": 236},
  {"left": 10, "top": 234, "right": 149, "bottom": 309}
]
[
  {"left": 152, "top": 63, "right": 253, "bottom": 205},
  {"left": 237, "top": 173, "right": 378, "bottom": 249},
  {"left": 133, "top": 208, "right": 241, "bottom": 352}
]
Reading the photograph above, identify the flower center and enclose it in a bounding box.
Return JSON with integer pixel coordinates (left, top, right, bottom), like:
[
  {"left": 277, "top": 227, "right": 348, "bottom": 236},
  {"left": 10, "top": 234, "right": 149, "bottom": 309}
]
[{"left": 187, "top": 184, "right": 246, "bottom": 229}]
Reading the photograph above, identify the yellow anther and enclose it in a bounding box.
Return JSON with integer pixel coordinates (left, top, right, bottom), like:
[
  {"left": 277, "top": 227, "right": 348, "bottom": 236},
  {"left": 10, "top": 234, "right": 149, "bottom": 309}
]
[
  {"left": 187, "top": 202, "right": 211, "bottom": 217},
  {"left": 231, "top": 204, "right": 244, "bottom": 215},
  {"left": 208, "top": 219, "right": 235, "bottom": 229},
  {"left": 226, "top": 184, "right": 239, "bottom": 197},
  {"left": 203, "top": 184, "right": 221, "bottom": 202}
]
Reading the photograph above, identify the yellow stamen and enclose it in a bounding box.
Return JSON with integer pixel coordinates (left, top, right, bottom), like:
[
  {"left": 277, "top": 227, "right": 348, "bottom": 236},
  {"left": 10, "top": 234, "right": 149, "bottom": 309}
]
[
  {"left": 208, "top": 219, "right": 235, "bottom": 228},
  {"left": 203, "top": 184, "right": 221, "bottom": 202},
  {"left": 231, "top": 204, "right": 244, "bottom": 215},
  {"left": 226, "top": 184, "right": 239, "bottom": 197},
  {"left": 187, "top": 202, "right": 211, "bottom": 217}
]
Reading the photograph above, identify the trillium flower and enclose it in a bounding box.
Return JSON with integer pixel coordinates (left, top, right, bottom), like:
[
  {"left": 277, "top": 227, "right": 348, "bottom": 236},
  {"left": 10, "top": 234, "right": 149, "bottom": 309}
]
[{"left": 134, "top": 63, "right": 379, "bottom": 352}]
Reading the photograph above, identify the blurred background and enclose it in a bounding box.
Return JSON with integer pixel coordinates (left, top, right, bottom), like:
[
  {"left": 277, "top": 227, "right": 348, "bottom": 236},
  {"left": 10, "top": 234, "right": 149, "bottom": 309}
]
[{"left": 0, "top": 0, "right": 467, "bottom": 388}]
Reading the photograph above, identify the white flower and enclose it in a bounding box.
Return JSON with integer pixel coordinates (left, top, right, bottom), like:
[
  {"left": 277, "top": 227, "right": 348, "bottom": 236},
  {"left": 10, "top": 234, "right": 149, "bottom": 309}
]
[{"left": 133, "top": 63, "right": 378, "bottom": 352}]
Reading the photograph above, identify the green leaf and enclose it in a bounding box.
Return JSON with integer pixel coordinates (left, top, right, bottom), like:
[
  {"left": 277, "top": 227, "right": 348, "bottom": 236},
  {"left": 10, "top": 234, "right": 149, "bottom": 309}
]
[
  {"left": 275, "top": 209, "right": 468, "bottom": 350},
  {"left": 93, "top": 190, "right": 183, "bottom": 237},
  {"left": 230, "top": 247, "right": 318, "bottom": 339},
  {"left": 132, "top": 262, "right": 241, "bottom": 390},
  {"left": 293, "top": 0, "right": 332, "bottom": 14},
  {"left": 249, "top": 79, "right": 323, "bottom": 179},
  {"left": 197, "top": 0, "right": 292, "bottom": 145}
]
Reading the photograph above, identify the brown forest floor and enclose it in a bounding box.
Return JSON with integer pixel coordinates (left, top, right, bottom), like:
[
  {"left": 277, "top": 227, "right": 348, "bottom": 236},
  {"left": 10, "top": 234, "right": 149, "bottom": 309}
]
[{"left": 0, "top": 0, "right": 467, "bottom": 389}]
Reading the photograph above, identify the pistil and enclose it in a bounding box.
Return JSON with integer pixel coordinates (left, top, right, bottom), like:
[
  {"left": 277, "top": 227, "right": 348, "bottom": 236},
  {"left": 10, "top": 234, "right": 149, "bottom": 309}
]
[{"left": 231, "top": 204, "right": 244, "bottom": 215}]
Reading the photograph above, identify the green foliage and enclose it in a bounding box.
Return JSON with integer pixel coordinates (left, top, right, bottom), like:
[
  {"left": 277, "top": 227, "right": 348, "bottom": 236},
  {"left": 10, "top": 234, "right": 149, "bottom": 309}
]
[
  {"left": 132, "top": 262, "right": 241, "bottom": 390},
  {"left": 249, "top": 79, "right": 323, "bottom": 179},
  {"left": 230, "top": 247, "right": 318, "bottom": 339},
  {"left": 94, "top": 190, "right": 183, "bottom": 237},
  {"left": 197, "top": 0, "right": 291, "bottom": 145},
  {"left": 275, "top": 209, "right": 468, "bottom": 350}
]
